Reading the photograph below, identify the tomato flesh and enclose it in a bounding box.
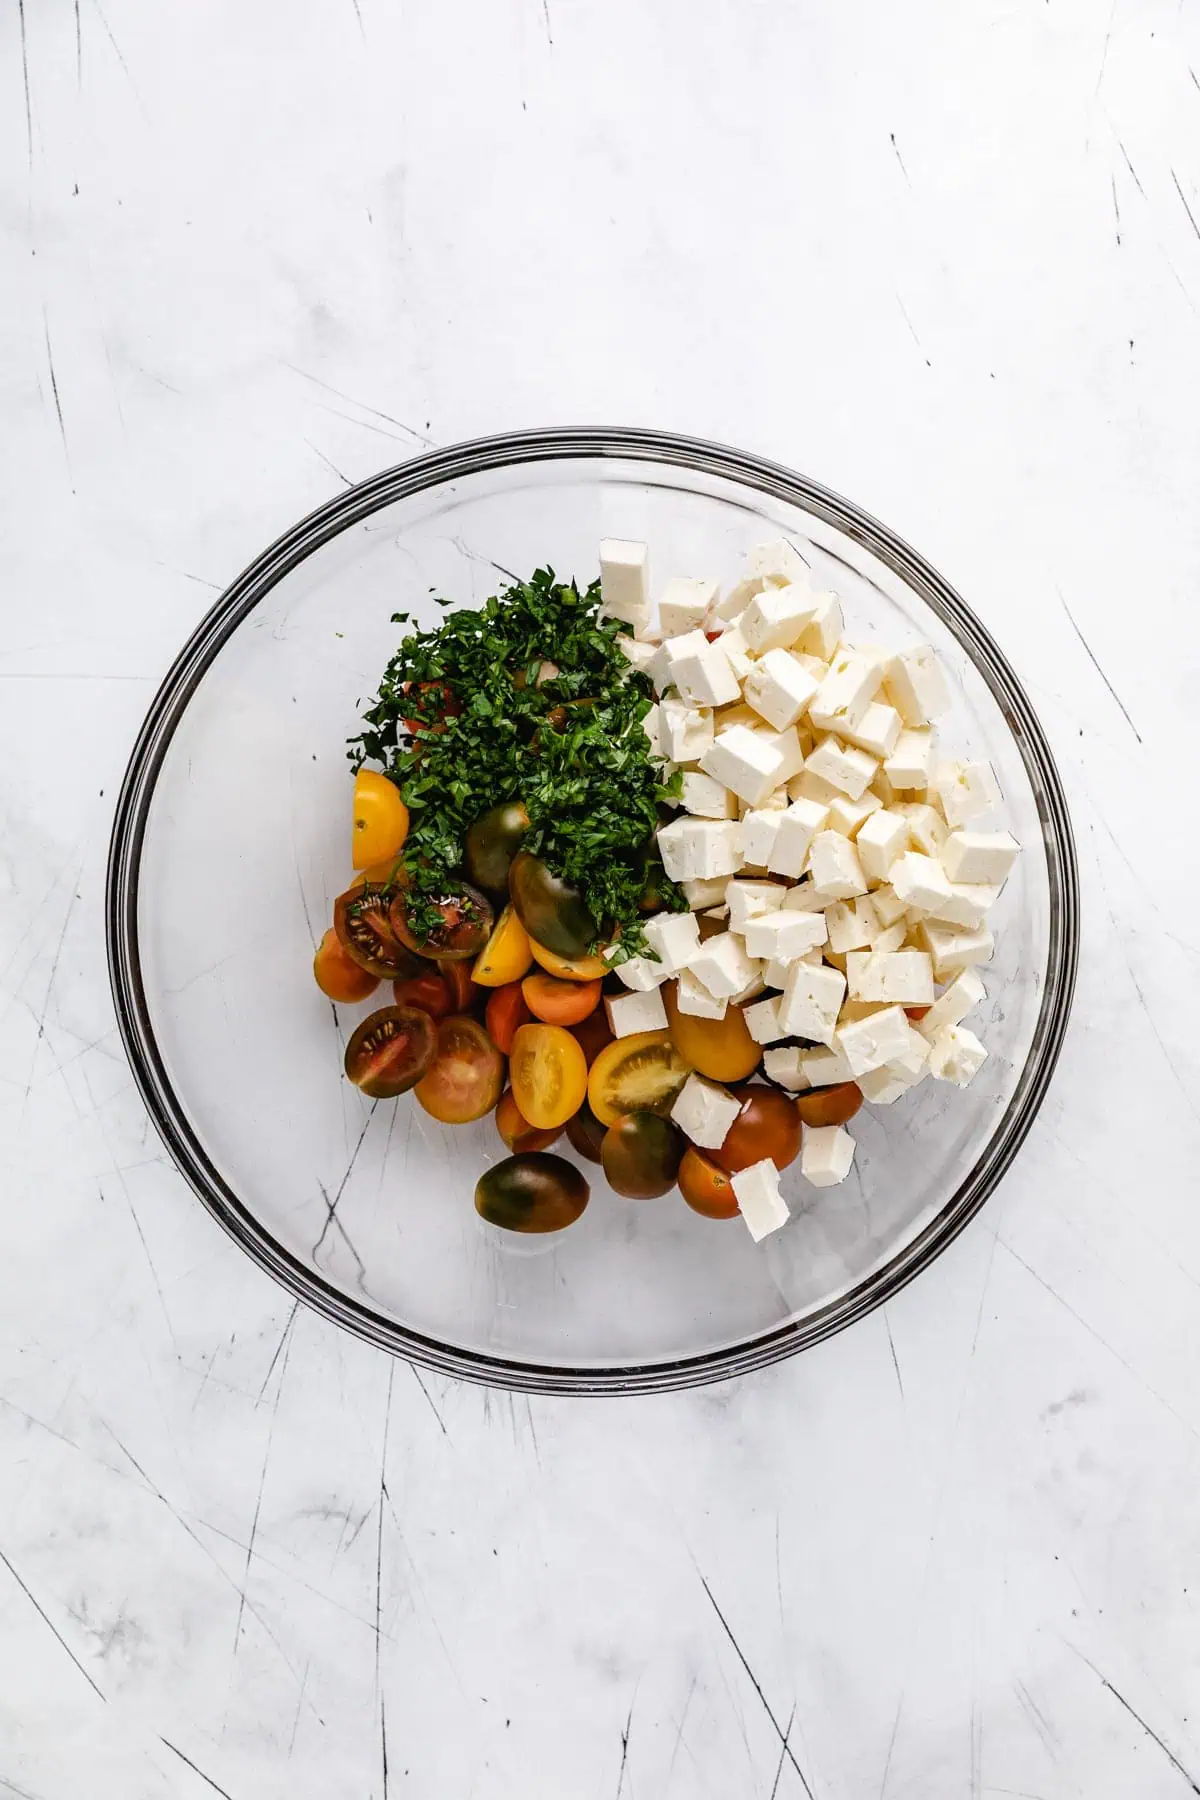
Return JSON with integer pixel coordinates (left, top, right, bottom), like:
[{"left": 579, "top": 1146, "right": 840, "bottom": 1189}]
[
  {"left": 415, "top": 1015, "right": 505, "bottom": 1124},
  {"left": 392, "top": 969, "right": 452, "bottom": 1021},
  {"left": 678, "top": 1147, "right": 740, "bottom": 1219},
  {"left": 390, "top": 883, "right": 494, "bottom": 962},
  {"left": 344, "top": 1005, "right": 436, "bottom": 1098},
  {"left": 713, "top": 1085, "right": 802, "bottom": 1174},
  {"left": 509, "top": 1023, "right": 588, "bottom": 1130},
  {"left": 335, "top": 882, "right": 424, "bottom": 980},
  {"left": 314, "top": 928, "right": 380, "bottom": 1003},
  {"left": 485, "top": 983, "right": 532, "bottom": 1055},
  {"left": 587, "top": 1029, "right": 692, "bottom": 1128},
  {"left": 472, "top": 904, "right": 534, "bottom": 987}
]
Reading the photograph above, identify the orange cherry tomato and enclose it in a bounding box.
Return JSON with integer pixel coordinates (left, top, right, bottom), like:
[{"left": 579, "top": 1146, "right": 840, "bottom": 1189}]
[
  {"left": 401, "top": 679, "right": 461, "bottom": 735},
  {"left": 495, "top": 1089, "right": 562, "bottom": 1154},
  {"left": 713, "top": 1085, "right": 802, "bottom": 1174},
  {"left": 392, "top": 969, "right": 452, "bottom": 1020},
  {"left": 570, "top": 1008, "right": 615, "bottom": 1068},
  {"left": 529, "top": 939, "right": 610, "bottom": 981},
  {"left": 663, "top": 981, "right": 761, "bottom": 1083},
  {"left": 314, "top": 928, "right": 381, "bottom": 1003},
  {"left": 796, "top": 1082, "right": 863, "bottom": 1128},
  {"left": 485, "top": 983, "right": 532, "bottom": 1055},
  {"left": 351, "top": 769, "right": 409, "bottom": 870},
  {"left": 472, "top": 905, "right": 535, "bottom": 988},
  {"left": 509, "top": 1023, "right": 588, "bottom": 1131},
  {"left": 678, "top": 1147, "right": 740, "bottom": 1219},
  {"left": 521, "top": 972, "right": 602, "bottom": 1027},
  {"left": 442, "top": 959, "right": 478, "bottom": 1014},
  {"left": 414, "top": 1015, "right": 505, "bottom": 1124},
  {"left": 586, "top": 1030, "right": 692, "bottom": 1128}
]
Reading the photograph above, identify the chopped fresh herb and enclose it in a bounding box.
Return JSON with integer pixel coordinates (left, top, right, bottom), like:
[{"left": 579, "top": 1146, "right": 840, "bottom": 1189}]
[{"left": 351, "top": 568, "right": 685, "bottom": 957}]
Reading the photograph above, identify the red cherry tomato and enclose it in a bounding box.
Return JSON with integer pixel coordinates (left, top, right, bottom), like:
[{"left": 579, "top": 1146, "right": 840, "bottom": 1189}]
[
  {"left": 485, "top": 983, "right": 532, "bottom": 1055},
  {"left": 392, "top": 969, "right": 452, "bottom": 1020},
  {"left": 713, "top": 1085, "right": 803, "bottom": 1174}
]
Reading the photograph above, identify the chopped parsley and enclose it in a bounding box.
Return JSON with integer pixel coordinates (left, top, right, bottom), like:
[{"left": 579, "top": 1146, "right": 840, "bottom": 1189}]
[{"left": 350, "top": 568, "right": 686, "bottom": 959}]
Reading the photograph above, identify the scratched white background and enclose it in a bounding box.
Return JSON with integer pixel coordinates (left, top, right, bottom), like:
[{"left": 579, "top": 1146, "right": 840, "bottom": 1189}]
[{"left": 3, "top": 1, "right": 1200, "bottom": 1795}]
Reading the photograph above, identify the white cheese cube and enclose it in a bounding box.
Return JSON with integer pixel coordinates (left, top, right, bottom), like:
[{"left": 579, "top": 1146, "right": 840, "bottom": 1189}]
[
  {"left": 716, "top": 624, "right": 754, "bottom": 681},
  {"left": 870, "top": 883, "right": 908, "bottom": 928},
  {"left": 801, "top": 1124, "right": 856, "bottom": 1187},
  {"left": 873, "top": 921, "right": 908, "bottom": 952},
  {"left": 927, "top": 1023, "right": 988, "bottom": 1087},
  {"left": 731, "top": 1158, "right": 791, "bottom": 1242},
  {"left": 807, "top": 832, "right": 868, "bottom": 899},
  {"left": 836, "top": 1004, "right": 911, "bottom": 1077},
  {"left": 858, "top": 1066, "right": 909, "bottom": 1104},
  {"left": 805, "top": 735, "right": 878, "bottom": 800},
  {"left": 779, "top": 959, "right": 846, "bottom": 1045},
  {"left": 782, "top": 879, "right": 833, "bottom": 913},
  {"left": 743, "top": 909, "right": 829, "bottom": 961},
  {"left": 620, "top": 636, "right": 662, "bottom": 676},
  {"left": 657, "top": 817, "right": 743, "bottom": 882},
  {"left": 686, "top": 930, "right": 761, "bottom": 1000},
  {"left": 676, "top": 969, "right": 729, "bottom": 1018},
  {"left": 670, "top": 1072, "right": 742, "bottom": 1149},
  {"left": 659, "top": 577, "right": 719, "bottom": 638},
  {"left": 733, "top": 966, "right": 767, "bottom": 1003},
  {"left": 606, "top": 988, "right": 668, "bottom": 1037},
  {"left": 941, "top": 830, "right": 1021, "bottom": 886},
  {"left": 884, "top": 727, "right": 936, "bottom": 790},
  {"left": 742, "top": 648, "right": 821, "bottom": 730},
  {"left": 800, "top": 1044, "right": 857, "bottom": 1086},
  {"left": 826, "top": 791, "right": 882, "bottom": 838},
  {"left": 666, "top": 631, "right": 742, "bottom": 708},
  {"left": 762, "top": 956, "right": 792, "bottom": 989},
  {"left": 763, "top": 1045, "right": 809, "bottom": 1090},
  {"left": 796, "top": 592, "right": 843, "bottom": 659},
  {"left": 897, "top": 801, "right": 948, "bottom": 858},
  {"left": 680, "top": 770, "right": 737, "bottom": 819},
  {"left": 701, "top": 725, "right": 787, "bottom": 807},
  {"left": 846, "top": 949, "right": 935, "bottom": 1005},
  {"left": 924, "top": 883, "right": 1000, "bottom": 930},
  {"left": 932, "top": 760, "right": 1001, "bottom": 829},
  {"left": 660, "top": 698, "right": 714, "bottom": 763},
  {"left": 809, "top": 647, "right": 885, "bottom": 731},
  {"left": 757, "top": 727, "right": 807, "bottom": 783},
  {"left": 739, "top": 808, "right": 784, "bottom": 869},
  {"left": 767, "top": 797, "right": 830, "bottom": 879},
  {"left": 788, "top": 767, "right": 842, "bottom": 808},
  {"left": 825, "top": 896, "right": 879, "bottom": 954},
  {"left": 836, "top": 701, "right": 902, "bottom": 759},
  {"left": 856, "top": 809, "right": 911, "bottom": 885},
  {"left": 599, "top": 538, "right": 650, "bottom": 628},
  {"left": 615, "top": 953, "right": 671, "bottom": 992},
  {"left": 718, "top": 539, "right": 809, "bottom": 617},
  {"left": 918, "top": 922, "right": 995, "bottom": 980},
  {"left": 726, "top": 878, "right": 786, "bottom": 929},
  {"left": 641, "top": 702, "right": 665, "bottom": 759},
  {"left": 885, "top": 645, "right": 951, "bottom": 725},
  {"left": 743, "top": 996, "right": 786, "bottom": 1045},
  {"left": 916, "top": 969, "right": 986, "bottom": 1040},
  {"left": 740, "top": 583, "right": 819, "bottom": 654},
  {"left": 888, "top": 1023, "right": 932, "bottom": 1082},
  {"left": 682, "top": 876, "right": 728, "bottom": 910},
  {"left": 643, "top": 910, "right": 701, "bottom": 973},
  {"left": 890, "top": 851, "right": 954, "bottom": 913}
]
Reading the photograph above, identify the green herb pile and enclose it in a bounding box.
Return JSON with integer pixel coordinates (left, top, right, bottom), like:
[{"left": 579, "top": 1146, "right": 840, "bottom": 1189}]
[{"left": 351, "top": 569, "right": 686, "bottom": 960}]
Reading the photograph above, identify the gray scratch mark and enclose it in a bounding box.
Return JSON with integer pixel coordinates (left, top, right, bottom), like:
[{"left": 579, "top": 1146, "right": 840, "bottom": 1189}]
[
  {"left": 884, "top": 1313, "right": 904, "bottom": 1398},
  {"left": 1111, "top": 174, "right": 1121, "bottom": 245},
  {"left": 408, "top": 1362, "right": 450, "bottom": 1438},
  {"left": 91, "top": 0, "right": 146, "bottom": 114},
  {"left": 43, "top": 315, "right": 72, "bottom": 482},
  {"left": 287, "top": 1663, "right": 310, "bottom": 1757},
  {"left": 1170, "top": 169, "right": 1200, "bottom": 246},
  {"left": 698, "top": 1576, "right": 815, "bottom": 1797},
  {"left": 768, "top": 1705, "right": 797, "bottom": 1800},
  {"left": 380, "top": 1692, "right": 390, "bottom": 1798},
  {"left": 1069, "top": 1647, "right": 1200, "bottom": 1794},
  {"left": 1118, "top": 140, "right": 1146, "bottom": 198},
  {"left": 303, "top": 438, "right": 353, "bottom": 487},
  {"left": 540, "top": 0, "right": 553, "bottom": 46},
  {"left": 17, "top": 0, "right": 32, "bottom": 171},
  {"left": 615, "top": 1694, "right": 634, "bottom": 1797},
  {"left": 0, "top": 1547, "right": 105, "bottom": 1702},
  {"left": 1095, "top": 0, "right": 1117, "bottom": 95},
  {"left": 894, "top": 289, "right": 931, "bottom": 367},
  {"left": 879, "top": 1696, "right": 904, "bottom": 1798},
  {"left": 375, "top": 1366, "right": 395, "bottom": 1798},
  {"left": 312, "top": 1108, "right": 377, "bottom": 1283},
  {"left": 256, "top": 1302, "right": 300, "bottom": 1402},
  {"left": 109, "top": 1174, "right": 181, "bottom": 1357},
  {"left": 152, "top": 560, "right": 222, "bottom": 590},
  {"left": 666, "top": 1675, "right": 698, "bottom": 1779},
  {"left": 159, "top": 1740, "right": 236, "bottom": 1799},
  {"left": 283, "top": 363, "right": 435, "bottom": 445},
  {"left": 232, "top": 1324, "right": 294, "bottom": 1663},
  {"left": 349, "top": 0, "right": 366, "bottom": 39},
  {"left": 74, "top": 0, "right": 82, "bottom": 83},
  {"left": 1055, "top": 589, "right": 1141, "bottom": 742},
  {"left": 889, "top": 133, "right": 910, "bottom": 183},
  {"left": 0, "top": 1778, "right": 43, "bottom": 1800}
]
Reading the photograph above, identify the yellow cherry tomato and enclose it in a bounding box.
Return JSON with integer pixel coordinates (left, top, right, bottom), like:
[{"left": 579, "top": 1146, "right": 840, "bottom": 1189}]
[
  {"left": 587, "top": 1030, "right": 692, "bottom": 1128},
  {"left": 662, "top": 980, "right": 761, "bottom": 1083},
  {"left": 509, "top": 1024, "right": 588, "bottom": 1130},
  {"left": 529, "top": 939, "right": 611, "bottom": 981},
  {"left": 352, "top": 770, "right": 409, "bottom": 871},
  {"left": 472, "top": 904, "right": 535, "bottom": 988}
]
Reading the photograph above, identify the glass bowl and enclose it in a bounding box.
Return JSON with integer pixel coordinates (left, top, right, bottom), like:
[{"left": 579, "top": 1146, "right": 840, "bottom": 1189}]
[{"left": 107, "top": 428, "right": 1078, "bottom": 1393}]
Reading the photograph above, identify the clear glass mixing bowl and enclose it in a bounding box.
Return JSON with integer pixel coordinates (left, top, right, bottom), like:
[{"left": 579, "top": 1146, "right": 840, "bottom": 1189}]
[{"left": 107, "top": 429, "right": 1078, "bottom": 1392}]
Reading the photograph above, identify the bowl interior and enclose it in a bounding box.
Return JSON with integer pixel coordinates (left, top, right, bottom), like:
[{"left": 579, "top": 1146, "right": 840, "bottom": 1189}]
[{"left": 120, "top": 438, "right": 1070, "bottom": 1388}]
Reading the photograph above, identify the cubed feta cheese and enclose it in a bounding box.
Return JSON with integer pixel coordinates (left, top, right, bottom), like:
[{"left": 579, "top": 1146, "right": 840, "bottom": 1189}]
[
  {"left": 801, "top": 1124, "right": 856, "bottom": 1187},
  {"left": 717, "top": 623, "right": 754, "bottom": 681},
  {"left": 884, "top": 727, "right": 936, "bottom": 789},
  {"left": 873, "top": 921, "right": 908, "bottom": 952},
  {"left": 856, "top": 809, "right": 911, "bottom": 885},
  {"left": 870, "top": 883, "right": 908, "bottom": 928},
  {"left": 658, "top": 577, "right": 719, "bottom": 638},
  {"left": 740, "top": 583, "right": 819, "bottom": 654},
  {"left": 807, "top": 831, "right": 868, "bottom": 899},
  {"left": 890, "top": 851, "right": 954, "bottom": 913},
  {"left": 660, "top": 698, "right": 714, "bottom": 763},
  {"left": 614, "top": 953, "right": 671, "bottom": 992},
  {"left": 763, "top": 1045, "right": 809, "bottom": 1089},
  {"left": 825, "top": 896, "right": 880, "bottom": 954},
  {"left": 641, "top": 701, "right": 665, "bottom": 759},
  {"left": 778, "top": 959, "right": 846, "bottom": 1045},
  {"left": 701, "top": 725, "right": 788, "bottom": 807},
  {"left": 743, "top": 996, "right": 786, "bottom": 1044},
  {"left": 800, "top": 1044, "right": 857, "bottom": 1086},
  {"left": 941, "top": 830, "right": 1021, "bottom": 885},
  {"left": 761, "top": 727, "right": 807, "bottom": 783},
  {"left": 742, "top": 648, "right": 821, "bottom": 730},
  {"left": 917, "top": 922, "right": 995, "bottom": 980},
  {"left": 619, "top": 636, "right": 662, "bottom": 676},
  {"left": 731, "top": 1158, "right": 791, "bottom": 1241},
  {"left": 742, "top": 909, "right": 829, "bottom": 961},
  {"left": 665, "top": 631, "right": 742, "bottom": 708},
  {"left": 836, "top": 1004, "right": 911, "bottom": 1076},
  {"left": 670, "top": 1073, "right": 742, "bottom": 1149},
  {"left": 767, "top": 797, "right": 830, "bottom": 878},
  {"left": 809, "top": 647, "right": 885, "bottom": 731},
  {"left": 826, "top": 791, "right": 882, "bottom": 838},
  {"left": 916, "top": 969, "right": 986, "bottom": 1040},
  {"left": 606, "top": 988, "right": 668, "bottom": 1037},
  {"left": 643, "top": 911, "right": 702, "bottom": 973},
  {"left": 805, "top": 735, "right": 879, "bottom": 800},
  {"left": 927, "top": 1023, "right": 988, "bottom": 1087},
  {"left": 846, "top": 949, "right": 935, "bottom": 1005},
  {"left": 657, "top": 817, "right": 743, "bottom": 882},
  {"left": 599, "top": 538, "right": 650, "bottom": 629},
  {"left": 686, "top": 930, "right": 761, "bottom": 999},
  {"left": 676, "top": 969, "right": 729, "bottom": 1018},
  {"left": 740, "top": 808, "right": 784, "bottom": 869},
  {"left": 796, "top": 592, "right": 843, "bottom": 659},
  {"left": 726, "top": 878, "right": 786, "bottom": 929},
  {"left": 858, "top": 1028, "right": 930, "bottom": 1101},
  {"left": 762, "top": 956, "right": 792, "bottom": 989},
  {"left": 885, "top": 645, "right": 951, "bottom": 725},
  {"left": 680, "top": 770, "right": 737, "bottom": 819},
  {"left": 682, "top": 876, "right": 729, "bottom": 910},
  {"left": 932, "top": 759, "right": 1001, "bottom": 829},
  {"left": 788, "top": 767, "right": 842, "bottom": 808},
  {"left": 836, "top": 700, "right": 902, "bottom": 759},
  {"left": 782, "top": 879, "right": 832, "bottom": 913},
  {"left": 897, "top": 801, "right": 948, "bottom": 857},
  {"left": 924, "top": 883, "right": 1000, "bottom": 930}
]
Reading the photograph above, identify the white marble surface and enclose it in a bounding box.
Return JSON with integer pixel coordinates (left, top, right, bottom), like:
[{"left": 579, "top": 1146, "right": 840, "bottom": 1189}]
[{"left": 3, "top": 0, "right": 1200, "bottom": 1793}]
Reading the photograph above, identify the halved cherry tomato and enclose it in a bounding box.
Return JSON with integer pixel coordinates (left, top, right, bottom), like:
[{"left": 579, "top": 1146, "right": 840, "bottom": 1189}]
[
  {"left": 713, "top": 1085, "right": 802, "bottom": 1174},
  {"left": 905, "top": 1005, "right": 931, "bottom": 1022},
  {"left": 472, "top": 904, "right": 534, "bottom": 988},
  {"left": 509, "top": 1023, "right": 588, "bottom": 1131},
  {"left": 344, "top": 1005, "right": 436, "bottom": 1098},
  {"left": 796, "top": 1082, "right": 863, "bottom": 1128},
  {"left": 587, "top": 1030, "right": 692, "bottom": 1128},
  {"left": 508, "top": 852, "right": 595, "bottom": 959},
  {"left": 392, "top": 968, "right": 452, "bottom": 1020},
  {"left": 663, "top": 981, "right": 761, "bottom": 1083},
  {"left": 475, "top": 1153, "right": 589, "bottom": 1234},
  {"left": 569, "top": 1008, "right": 615, "bottom": 1067},
  {"left": 601, "top": 1111, "right": 685, "bottom": 1199},
  {"left": 335, "top": 881, "right": 424, "bottom": 980},
  {"left": 401, "top": 679, "right": 461, "bottom": 735},
  {"left": 529, "top": 939, "right": 610, "bottom": 981},
  {"left": 466, "top": 801, "right": 530, "bottom": 895},
  {"left": 351, "top": 769, "right": 409, "bottom": 871},
  {"left": 390, "top": 883, "right": 494, "bottom": 962},
  {"left": 495, "top": 1089, "right": 562, "bottom": 1154},
  {"left": 415, "top": 1015, "right": 505, "bottom": 1123},
  {"left": 565, "top": 1100, "right": 607, "bottom": 1162},
  {"left": 443, "top": 959, "right": 478, "bottom": 1013},
  {"left": 314, "top": 928, "right": 381, "bottom": 1003},
  {"left": 485, "top": 983, "right": 532, "bottom": 1054},
  {"left": 679, "top": 1147, "right": 740, "bottom": 1219},
  {"left": 521, "top": 972, "right": 602, "bottom": 1027}
]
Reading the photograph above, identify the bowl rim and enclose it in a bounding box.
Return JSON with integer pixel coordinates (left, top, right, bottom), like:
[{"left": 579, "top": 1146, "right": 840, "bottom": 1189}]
[{"left": 106, "top": 426, "right": 1079, "bottom": 1394}]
